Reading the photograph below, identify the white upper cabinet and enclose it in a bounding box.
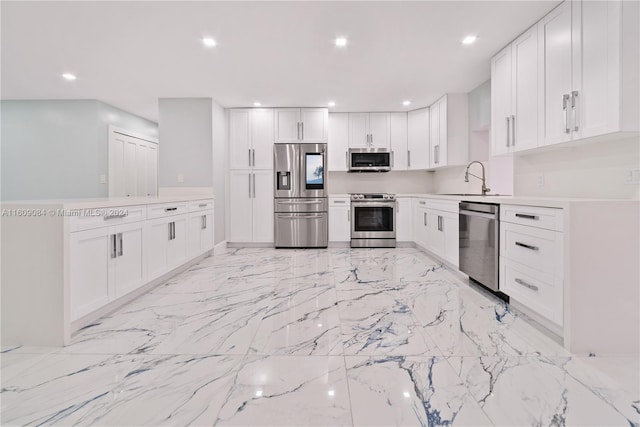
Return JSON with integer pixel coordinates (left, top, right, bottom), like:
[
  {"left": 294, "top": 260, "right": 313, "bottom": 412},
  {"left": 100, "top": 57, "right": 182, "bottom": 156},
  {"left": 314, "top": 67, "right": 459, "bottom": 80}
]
[
  {"left": 406, "top": 108, "right": 429, "bottom": 170},
  {"left": 348, "top": 113, "right": 390, "bottom": 148},
  {"left": 328, "top": 113, "right": 349, "bottom": 171},
  {"left": 229, "top": 108, "right": 274, "bottom": 170},
  {"left": 538, "top": 0, "right": 638, "bottom": 147},
  {"left": 390, "top": 112, "right": 408, "bottom": 170},
  {"left": 428, "top": 94, "right": 468, "bottom": 169},
  {"left": 491, "top": 25, "right": 539, "bottom": 155},
  {"left": 275, "top": 108, "right": 328, "bottom": 143}
]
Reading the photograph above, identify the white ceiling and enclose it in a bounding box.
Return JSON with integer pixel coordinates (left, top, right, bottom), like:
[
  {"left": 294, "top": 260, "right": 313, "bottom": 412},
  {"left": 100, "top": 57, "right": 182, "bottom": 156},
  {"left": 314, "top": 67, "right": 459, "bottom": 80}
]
[{"left": 1, "top": 1, "right": 560, "bottom": 122}]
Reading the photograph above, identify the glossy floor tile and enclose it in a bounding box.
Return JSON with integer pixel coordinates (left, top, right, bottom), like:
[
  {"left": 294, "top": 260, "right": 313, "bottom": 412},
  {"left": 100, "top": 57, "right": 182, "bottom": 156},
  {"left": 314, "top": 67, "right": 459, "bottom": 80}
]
[{"left": 2, "top": 247, "right": 638, "bottom": 426}]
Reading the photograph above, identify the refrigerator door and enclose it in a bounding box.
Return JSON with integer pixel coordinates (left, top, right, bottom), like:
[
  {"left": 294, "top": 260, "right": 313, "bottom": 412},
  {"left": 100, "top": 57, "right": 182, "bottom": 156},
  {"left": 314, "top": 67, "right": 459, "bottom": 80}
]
[
  {"left": 274, "top": 198, "right": 328, "bottom": 213},
  {"left": 274, "top": 143, "right": 300, "bottom": 198},
  {"left": 274, "top": 212, "right": 328, "bottom": 248},
  {"left": 298, "top": 144, "right": 327, "bottom": 198}
]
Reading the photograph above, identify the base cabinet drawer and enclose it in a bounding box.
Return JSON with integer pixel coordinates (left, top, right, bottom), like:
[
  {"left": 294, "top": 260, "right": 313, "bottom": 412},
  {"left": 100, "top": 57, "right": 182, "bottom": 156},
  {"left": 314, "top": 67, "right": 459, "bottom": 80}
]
[
  {"left": 500, "top": 221, "right": 563, "bottom": 276},
  {"left": 501, "top": 258, "right": 563, "bottom": 327},
  {"left": 501, "top": 204, "right": 563, "bottom": 231}
]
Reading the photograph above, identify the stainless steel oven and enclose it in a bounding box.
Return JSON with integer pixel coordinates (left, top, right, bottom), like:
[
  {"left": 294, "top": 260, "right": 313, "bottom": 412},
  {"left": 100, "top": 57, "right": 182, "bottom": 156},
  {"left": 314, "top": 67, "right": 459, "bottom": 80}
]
[{"left": 350, "top": 193, "right": 396, "bottom": 248}]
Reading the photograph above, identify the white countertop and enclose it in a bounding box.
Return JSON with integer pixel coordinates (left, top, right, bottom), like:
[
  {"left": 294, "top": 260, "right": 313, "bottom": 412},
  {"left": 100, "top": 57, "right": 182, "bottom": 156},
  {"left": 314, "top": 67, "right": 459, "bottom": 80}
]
[
  {"left": 1, "top": 195, "right": 214, "bottom": 209},
  {"left": 329, "top": 193, "right": 638, "bottom": 208}
]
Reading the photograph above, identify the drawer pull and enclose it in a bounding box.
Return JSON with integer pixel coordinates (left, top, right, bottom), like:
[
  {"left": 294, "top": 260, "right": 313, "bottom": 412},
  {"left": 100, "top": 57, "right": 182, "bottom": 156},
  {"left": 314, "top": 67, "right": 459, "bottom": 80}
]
[
  {"left": 515, "top": 213, "right": 538, "bottom": 220},
  {"left": 104, "top": 213, "right": 128, "bottom": 220},
  {"left": 515, "top": 241, "right": 539, "bottom": 251},
  {"left": 198, "top": 203, "right": 207, "bottom": 208},
  {"left": 419, "top": 201, "right": 426, "bottom": 205},
  {"left": 515, "top": 278, "right": 539, "bottom": 292},
  {"left": 165, "top": 207, "right": 178, "bottom": 212},
  {"left": 333, "top": 200, "right": 346, "bottom": 204}
]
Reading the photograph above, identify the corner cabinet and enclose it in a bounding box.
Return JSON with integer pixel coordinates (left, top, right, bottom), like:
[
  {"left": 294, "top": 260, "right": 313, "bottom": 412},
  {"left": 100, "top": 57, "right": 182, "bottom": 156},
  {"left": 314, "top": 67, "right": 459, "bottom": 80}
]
[
  {"left": 428, "top": 95, "right": 469, "bottom": 169},
  {"left": 275, "top": 108, "right": 328, "bottom": 143}
]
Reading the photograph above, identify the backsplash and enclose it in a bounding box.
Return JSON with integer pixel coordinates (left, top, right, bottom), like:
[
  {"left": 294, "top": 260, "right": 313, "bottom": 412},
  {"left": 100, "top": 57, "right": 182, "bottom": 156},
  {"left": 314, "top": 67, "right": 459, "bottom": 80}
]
[{"left": 328, "top": 171, "right": 433, "bottom": 194}]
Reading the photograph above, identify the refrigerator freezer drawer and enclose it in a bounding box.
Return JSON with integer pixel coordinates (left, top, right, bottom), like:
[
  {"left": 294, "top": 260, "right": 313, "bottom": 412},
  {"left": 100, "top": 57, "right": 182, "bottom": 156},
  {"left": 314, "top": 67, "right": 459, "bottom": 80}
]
[
  {"left": 275, "top": 213, "right": 328, "bottom": 248},
  {"left": 274, "top": 198, "right": 328, "bottom": 213}
]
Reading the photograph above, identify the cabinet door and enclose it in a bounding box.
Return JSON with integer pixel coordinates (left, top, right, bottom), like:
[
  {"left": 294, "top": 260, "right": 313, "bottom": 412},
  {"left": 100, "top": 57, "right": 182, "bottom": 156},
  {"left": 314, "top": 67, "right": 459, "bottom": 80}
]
[
  {"left": 442, "top": 213, "right": 459, "bottom": 268},
  {"left": 228, "top": 171, "right": 253, "bottom": 242},
  {"left": 146, "top": 218, "right": 170, "bottom": 280},
  {"left": 348, "top": 113, "right": 369, "bottom": 147},
  {"left": 168, "top": 215, "right": 188, "bottom": 269},
  {"left": 229, "top": 109, "right": 252, "bottom": 169},
  {"left": 114, "top": 221, "right": 145, "bottom": 298},
  {"left": 251, "top": 109, "right": 274, "bottom": 169},
  {"left": 413, "top": 202, "right": 428, "bottom": 248},
  {"left": 368, "top": 113, "right": 390, "bottom": 148},
  {"left": 389, "top": 113, "right": 408, "bottom": 170},
  {"left": 429, "top": 102, "right": 440, "bottom": 167},
  {"left": 539, "top": 1, "right": 573, "bottom": 146},
  {"left": 425, "top": 211, "right": 443, "bottom": 255},
  {"left": 407, "top": 108, "right": 429, "bottom": 170},
  {"left": 491, "top": 45, "right": 513, "bottom": 155},
  {"left": 512, "top": 25, "right": 539, "bottom": 152},
  {"left": 252, "top": 169, "right": 274, "bottom": 243},
  {"left": 187, "top": 211, "right": 204, "bottom": 258},
  {"left": 329, "top": 206, "right": 350, "bottom": 242},
  {"left": 300, "top": 108, "right": 328, "bottom": 143},
  {"left": 146, "top": 143, "right": 158, "bottom": 196},
  {"left": 396, "top": 198, "right": 413, "bottom": 242},
  {"left": 437, "top": 97, "right": 448, "bottom": 167},
  {"left": 274, "top": 108, "right": 301, "bottom": 142},
  {"left": 202, "top": 210, "right": 214, "bottom": 251},
  {"left": 70, "top": 228, "right": 112, "bottom": 321},
  {"left": 328, "top": 113, "right": 349, "bottom": 171}
]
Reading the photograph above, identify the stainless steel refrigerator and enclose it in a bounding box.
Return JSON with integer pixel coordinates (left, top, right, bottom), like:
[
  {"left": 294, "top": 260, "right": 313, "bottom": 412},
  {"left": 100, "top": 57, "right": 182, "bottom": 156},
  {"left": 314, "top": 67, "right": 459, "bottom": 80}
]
[{"left": 274, "top": 143, "right": 328, "bottom": 248}]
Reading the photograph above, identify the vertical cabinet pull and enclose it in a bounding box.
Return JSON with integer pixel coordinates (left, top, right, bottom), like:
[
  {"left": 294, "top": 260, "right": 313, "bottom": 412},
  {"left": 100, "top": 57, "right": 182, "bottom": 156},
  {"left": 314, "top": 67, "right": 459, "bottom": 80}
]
[
  {"left": 562, "top": 94, "right": 571, "bottom": 134},
  {"left": 117, "top": 233, "right": 123, "bottom": 256},
  {"left": 111, "top": 234, "right": 117, "bottom": 259},
  {"left": 248, "top": 149, "right": 252, "bottom": 166},
  {"left": 511, "top": 115, "right": 516, "bottom": 146},
  {"left": 168, "top": 222, "right": 172, "bottom": 241},
  {"left": 423, "top": 212, "right": 427, "bottom": 226},
  {"left": 252, "top": 173, "right": 256, "bottom": 198},
  {"left": 407, "top": 150, "right": 411, "bottom": 167},
  {"left": 571, "top": 91, "right": 579, "bottom": 132},
  {"left": 252, "top": 149, "right": 256, "bottom": 166},
  {"left": 201, "top": 215, "right": 206, "bottom": 229},
  {"left": 301, "top": 122, "right": 304, "bottom": 140},
  {"left": 505, "top": 117, "right": 511, "bottom": 147},
  {"left": 248, "top": 174, "right": 252, "bottom": 198}
]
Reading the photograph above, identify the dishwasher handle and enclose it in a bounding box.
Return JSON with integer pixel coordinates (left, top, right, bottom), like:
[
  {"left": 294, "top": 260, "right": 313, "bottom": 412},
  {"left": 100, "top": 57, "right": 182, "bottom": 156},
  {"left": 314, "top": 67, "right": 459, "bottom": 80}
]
[{"left": 459, "top": 209, "right": 498, "bottom": 220}]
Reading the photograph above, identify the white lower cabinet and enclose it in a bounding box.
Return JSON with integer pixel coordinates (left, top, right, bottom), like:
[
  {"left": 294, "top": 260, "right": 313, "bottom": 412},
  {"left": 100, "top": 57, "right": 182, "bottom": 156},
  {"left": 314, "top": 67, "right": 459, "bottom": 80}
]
[
  {"left": 70, "top": 220, "right": 145, "bottom": 321},
  {"left": 329, "top": 197, "right": 350, "bottom": 242},
  {"left": 500, "top": 204, "right": 564, "bottom": 327},
  {"left": 413, "top": 200, "right": 428, "bottom": 248},
  {"left": 396, "top": 198, "right": 413, "bottom": 241},
  {"left": 146, "top": 213, "right": 188, "bottom": 281},
  {"left": 412, "top": 198, "right": 459, "bottom": 267},
  {"left": 188, "top": 210, "right": 214, "bottom": 258},
  {"left": 229, "top": 169, "right": 273, "bottom": 243}
]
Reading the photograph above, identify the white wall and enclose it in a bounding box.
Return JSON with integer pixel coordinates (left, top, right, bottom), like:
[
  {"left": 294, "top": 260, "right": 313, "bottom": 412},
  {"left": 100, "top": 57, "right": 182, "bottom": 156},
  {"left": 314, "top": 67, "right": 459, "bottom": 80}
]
[
  {"left": 158, "top": 98, "right": 213, "bottom": 189},
  {"left": 328, "top": 171, "right": 433, "bottom": 194},
  {"left": 211, "top": 101, "right": 226, "bottom": 244},
  {"left": 514, "top": 136, "right": 640, "bottom": 199},
  {"left": 1, "top": 100, "right": 157, "bottom": 201}
]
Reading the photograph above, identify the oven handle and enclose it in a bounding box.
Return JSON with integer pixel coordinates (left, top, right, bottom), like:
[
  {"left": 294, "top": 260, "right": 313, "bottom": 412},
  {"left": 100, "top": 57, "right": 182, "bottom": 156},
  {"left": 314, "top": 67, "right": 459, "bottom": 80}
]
[
  {"left": 459, "top": 209, "right": 497, "bottom": 220},
  {"left": 352, "top": 203, "right": 396, "bottom": 209}
]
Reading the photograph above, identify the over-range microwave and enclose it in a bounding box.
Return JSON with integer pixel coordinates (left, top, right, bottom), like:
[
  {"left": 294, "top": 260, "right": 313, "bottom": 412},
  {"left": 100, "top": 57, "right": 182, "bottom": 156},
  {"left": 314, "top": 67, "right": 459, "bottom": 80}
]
[{"left": 348, "top": 148, "right": 392, "bottom": 172}]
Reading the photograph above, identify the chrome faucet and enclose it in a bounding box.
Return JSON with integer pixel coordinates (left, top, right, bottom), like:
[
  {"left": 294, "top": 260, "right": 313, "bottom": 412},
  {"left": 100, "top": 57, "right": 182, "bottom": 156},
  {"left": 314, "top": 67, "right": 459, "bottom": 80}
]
[{"left": 464, "top": 161, "right": 491, "bottom": 196}]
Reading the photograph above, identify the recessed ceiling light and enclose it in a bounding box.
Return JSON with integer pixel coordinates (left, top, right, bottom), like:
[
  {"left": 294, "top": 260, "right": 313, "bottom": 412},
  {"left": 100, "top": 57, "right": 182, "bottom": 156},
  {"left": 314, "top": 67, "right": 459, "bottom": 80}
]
[
  {"left": 327, "top": 389, "right": 335, "bottom": 397},
  {"left": 462, "top": 35, "right": 478, "bottom": 45},
  {"left": 328, "top": 101, "right": 336, "bottom": 107},
  {"left": 335, "top": 37, "right": 347, "bottom": 47},
  {"left": 253, "top": 102, "right": 261, "bottom": 107},
  {"left": 62, "top": 73, "right": 77, "bottom": 81},
  {"left": 402, "top": 100, "right": 411, "bottom": 106},
  {"left": 202, "top": 37, "right": 217, "bottom": 47}
]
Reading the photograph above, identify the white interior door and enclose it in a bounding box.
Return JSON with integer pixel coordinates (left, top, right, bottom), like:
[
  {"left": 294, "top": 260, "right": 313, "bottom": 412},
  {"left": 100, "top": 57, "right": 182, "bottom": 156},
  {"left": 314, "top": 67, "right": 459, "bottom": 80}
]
[
  {"left": 136, "top": 142, "right": 148, "bottom": 197},
  {"left": 109, "top": 133, "right": 126, "bottom": 196},
  {"left": 123, "top": 138, "right": 138, "bottom": 197},
  {"left": 114, "top": 222, "right": 145, "bottom": 298},
  {"left": 109, "top": 127, "right": 158, "bottom": 198}
]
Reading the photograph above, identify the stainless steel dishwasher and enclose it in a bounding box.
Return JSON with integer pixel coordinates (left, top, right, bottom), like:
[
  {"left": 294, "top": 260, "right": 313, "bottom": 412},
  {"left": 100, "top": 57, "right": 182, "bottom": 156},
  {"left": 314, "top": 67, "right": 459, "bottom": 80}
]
[{"left": 459, "top": 202, "right": 500, "bottom": 291}]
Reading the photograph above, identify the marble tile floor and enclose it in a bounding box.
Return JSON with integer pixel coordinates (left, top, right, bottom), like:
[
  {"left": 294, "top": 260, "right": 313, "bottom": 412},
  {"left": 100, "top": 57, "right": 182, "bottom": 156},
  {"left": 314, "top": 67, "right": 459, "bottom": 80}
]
[{"left": 1, "top": 247, "right": 638, "bottom": 426}]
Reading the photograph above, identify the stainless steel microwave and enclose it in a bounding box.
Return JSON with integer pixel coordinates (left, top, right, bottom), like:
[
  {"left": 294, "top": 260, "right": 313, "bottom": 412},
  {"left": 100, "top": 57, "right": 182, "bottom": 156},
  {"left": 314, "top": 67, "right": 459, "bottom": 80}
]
[{"left": 348, "top": 148, "right": 392, "bottom": 172}]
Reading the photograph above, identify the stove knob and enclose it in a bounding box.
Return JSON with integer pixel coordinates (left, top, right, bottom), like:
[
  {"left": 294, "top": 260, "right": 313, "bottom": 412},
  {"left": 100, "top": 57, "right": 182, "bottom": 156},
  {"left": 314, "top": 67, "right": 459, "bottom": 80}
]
[{"left": 389, "top": 194, "right": 395, "bottom": 200}]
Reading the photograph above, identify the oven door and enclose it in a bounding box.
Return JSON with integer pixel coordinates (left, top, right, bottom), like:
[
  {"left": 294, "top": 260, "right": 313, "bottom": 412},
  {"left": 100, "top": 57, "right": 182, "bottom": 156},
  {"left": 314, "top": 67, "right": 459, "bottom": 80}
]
[{"left": 351, "top": 202, "right": 396, "bottom": 239}]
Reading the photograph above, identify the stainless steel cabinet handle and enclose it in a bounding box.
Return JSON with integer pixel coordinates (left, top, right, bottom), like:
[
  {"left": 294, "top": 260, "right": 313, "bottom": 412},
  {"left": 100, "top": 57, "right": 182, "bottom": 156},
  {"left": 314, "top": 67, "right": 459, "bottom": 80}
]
[
  {"left": 407, "top": 150, "right": 411, "bottom": 167},
  {"left": 252, "top": 149, "right": 256, "bottom": 166},
  {"left": 333, "top": 200, "right": 345, "bottom": 204},
  {"left": 515, "top": 213, "right": 538, "bottom": 220},
  {"left": 506, "top": 117, "right": 510, "bottom": 147},
  {"left": 515, "top": 278, "right": 539, "bottom": 292},
  {"left": 172, "top": 222, "right": 176, "bottom": 240},
  {"left": 111, "top": 234, "right": 117, "bottom": 259},
  {"left": 563, "top": 94, "right": 571, "bottom": 134},
  {"left": 104, "top": 213, "right": 127, "bottom": 220},
  {"left": 252, "top": 173, "right": 256, "bottom": 198},
  {"left": 248, "top": 149, "right": 252, "bottom": 166},
  {"left": 423, "top": 212, "right": 427, "bottom": 226},
  {"left": 168, "top": 222, "right": 173, "bottom": 241},
  {"left": 571, "top": 90, "right": 579, "bottom": 132},
  {"left": 419, "top": 201, "right": 426, "bottom": 205},
  {"left": 117, "top": 232, "right": 123, "bottom": 257},
  {"left": 297, "top": 122, "right": 300, "bottom": 140},
  {"left": 370, "top": 133, "right": 373, "bottom": 145},
  {"left": 165, "top": 207, "right": 177, "bottom": 212},
  {"left": 511, "top": 115, "right": 516, "bottom": 146},
  {"left": 301, "top": 122, "right": 304, "bottom": 140},
  {"left": 198, "top": 203, "right": 207, "bottom": 208},
  {"left": 248, "top": 174, "right": 251, "bottom": 198},
  {"left": 515, "top": 241, "right": 539, "bottom": 251},
  {"left": 439, "top": 216, "right": 443, "bottom": 231},
  {"left": 202, "top": 215, "right": 206, "bottom": 229}
]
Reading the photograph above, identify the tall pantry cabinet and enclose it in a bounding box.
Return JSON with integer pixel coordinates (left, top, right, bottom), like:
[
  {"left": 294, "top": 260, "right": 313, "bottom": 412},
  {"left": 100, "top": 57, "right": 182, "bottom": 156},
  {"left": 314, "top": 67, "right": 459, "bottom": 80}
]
[{"left": 228, "top": 109, "right": 274, "bottom": 243}]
